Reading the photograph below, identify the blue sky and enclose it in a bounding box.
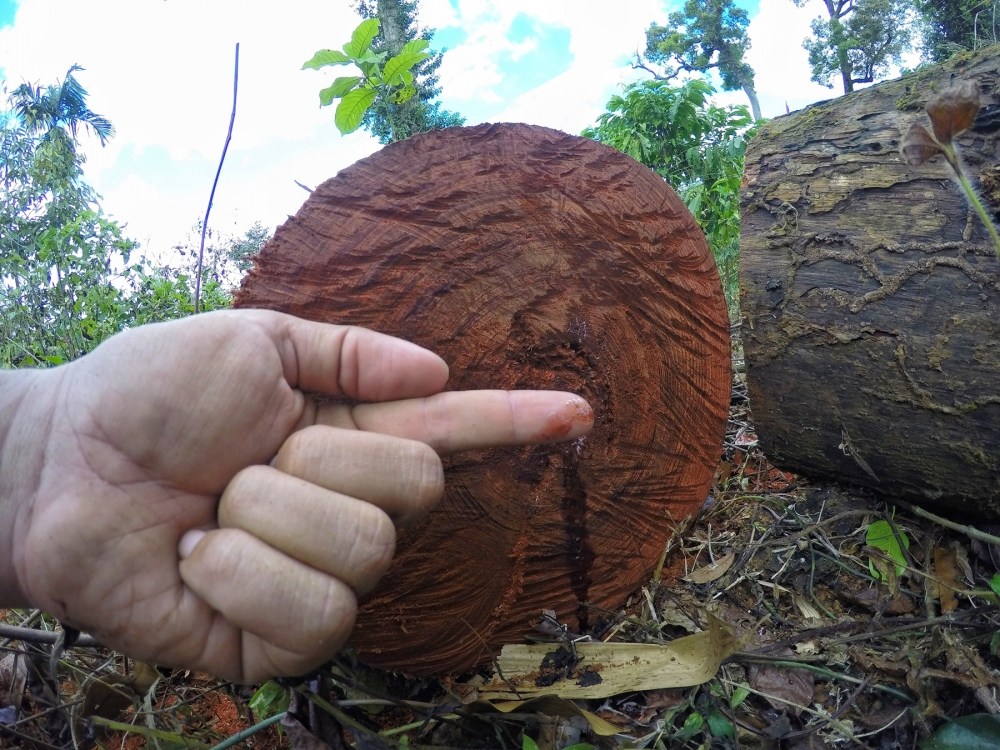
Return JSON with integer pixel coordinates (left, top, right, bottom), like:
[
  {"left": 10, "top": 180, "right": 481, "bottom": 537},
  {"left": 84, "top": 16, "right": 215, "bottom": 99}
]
[{"left": 0, "top": 0, "right": 834, "bottom": 259}]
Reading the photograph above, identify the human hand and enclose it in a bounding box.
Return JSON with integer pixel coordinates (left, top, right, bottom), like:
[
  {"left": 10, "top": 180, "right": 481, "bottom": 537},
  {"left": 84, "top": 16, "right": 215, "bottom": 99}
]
[{"left": 0, "top": 310, "right": 592, "bottom": 683}]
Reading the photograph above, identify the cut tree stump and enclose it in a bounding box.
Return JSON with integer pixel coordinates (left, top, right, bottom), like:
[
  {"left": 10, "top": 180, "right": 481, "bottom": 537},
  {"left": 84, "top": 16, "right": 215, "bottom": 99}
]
[
  {"left": 740, "top": 48, "right": 1000, "bottom": 515},
  {"left": 234, "top": 123, "right": 730, "bottom": 674}
]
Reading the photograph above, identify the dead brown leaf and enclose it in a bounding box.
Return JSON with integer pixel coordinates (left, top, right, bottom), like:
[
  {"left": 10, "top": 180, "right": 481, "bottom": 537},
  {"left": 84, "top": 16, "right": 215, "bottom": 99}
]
[
  {"left": 0, "top": 648, "right": 27, "bottom": 707},
  {"left": 747, "top": 662, "right": 815, "bottom": 716},
  {"left": 840, "top": 583, "right": 916, "bottom": 615},
  {"left": 685, "top": 552, "right": 735, "bottom": 584},
  {"left": 478, "top": 615, "right": 743, "bottom": 700},
  {"left": 931, "top": 545, "right": 962, "bottom": 613}
]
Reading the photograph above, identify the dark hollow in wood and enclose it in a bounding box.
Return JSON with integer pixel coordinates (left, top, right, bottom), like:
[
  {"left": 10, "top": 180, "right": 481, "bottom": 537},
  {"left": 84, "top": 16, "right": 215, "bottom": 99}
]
[
  {"left": 234, "top": 123, "right": 731, "bottom": 674},
  {"left": 740, "top": 48, "right": 1000, "bottom": 515}
]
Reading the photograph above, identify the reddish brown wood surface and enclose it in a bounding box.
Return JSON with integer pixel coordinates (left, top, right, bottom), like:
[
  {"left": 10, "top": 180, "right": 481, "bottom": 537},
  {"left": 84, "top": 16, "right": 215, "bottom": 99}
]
[{"left": 233, "top": 123, "right": 730, "bottom": 674}]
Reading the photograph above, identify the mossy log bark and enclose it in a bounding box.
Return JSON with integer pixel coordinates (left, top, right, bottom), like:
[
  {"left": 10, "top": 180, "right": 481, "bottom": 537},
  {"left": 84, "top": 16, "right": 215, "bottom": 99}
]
[
  {"left": 234, "top": 124, "right": 731, "bottom": 674},
  {"left": 740, "top": 47, "right": 1000, "bottom": 515}
]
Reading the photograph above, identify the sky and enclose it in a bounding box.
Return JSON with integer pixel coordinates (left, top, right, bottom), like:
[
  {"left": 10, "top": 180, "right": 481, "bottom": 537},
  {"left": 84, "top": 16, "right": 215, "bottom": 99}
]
[{"left": 0, "top": 0, "right": 844, "bottom": 260}]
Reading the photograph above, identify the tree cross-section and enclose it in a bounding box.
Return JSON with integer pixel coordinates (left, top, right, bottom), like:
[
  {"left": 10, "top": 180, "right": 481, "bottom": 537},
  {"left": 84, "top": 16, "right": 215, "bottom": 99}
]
[{"left": 234, "top": 123, "right": 730, "bottom": 674}]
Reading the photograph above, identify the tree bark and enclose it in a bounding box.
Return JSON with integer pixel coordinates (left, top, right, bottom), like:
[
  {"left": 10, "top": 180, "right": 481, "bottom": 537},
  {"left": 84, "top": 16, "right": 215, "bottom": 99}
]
[
  {"left": 742, "top": 81, "right": 762, "bottom": 121},
  {"left": 740, "top": 46, "right": 1000, "bottom": 515},
  {"left": 234, "top": 123, "right": 731, "bottom": 674}
]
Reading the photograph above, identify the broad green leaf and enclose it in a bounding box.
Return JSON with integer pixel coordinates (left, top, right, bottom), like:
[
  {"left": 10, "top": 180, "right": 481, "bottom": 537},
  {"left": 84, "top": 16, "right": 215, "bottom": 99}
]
[
  {"left": 343, "top": 18, "right": 380, "bottom": 59},
  {"left": 988, "top": 572, "right": 1000, "bottom": 598},
  {"left": 249, "top": 680, "right": 289, "bottom": 719},
  {"left": 400, "top": 38, "right": 429, "bottom": 56},
  {"left": 334, "top": 86, "right": 377, "bottom": 135},
  {"left": 922, "top": 714, "right": 1000, "bottom": 749},
  {"left": 730, "top": 683, "right": 751, "bottom": 708},
  {"left": 318, "top": 76, "right": 361, "bottom": 106},
  {"left": 522, "top": 738, "right": 539, "bottom": 750},
  {"left": 866, "top": 519, "right": 910, "bottom": 579},
  {"left": 383, "top": 40, "right": 430, "bottom": 83},
  {"left": 677, "top": 710, "right": 705, "bottom": 743},
  {"left": 302, "top": 49, "right": 351, "bottom": 70},
  {"left": 706, "top": 709, "right": 735, "bottom": 739}
]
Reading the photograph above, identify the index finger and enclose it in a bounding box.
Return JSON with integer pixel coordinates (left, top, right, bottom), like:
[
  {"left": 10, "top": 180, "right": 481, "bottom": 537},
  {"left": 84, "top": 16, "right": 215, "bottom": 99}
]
[
  {"left": 260, "top": 311, "right": 450, "bottom": 402},
  {"left": 314, "top": 390, "right": 593, "bottom": 455}
]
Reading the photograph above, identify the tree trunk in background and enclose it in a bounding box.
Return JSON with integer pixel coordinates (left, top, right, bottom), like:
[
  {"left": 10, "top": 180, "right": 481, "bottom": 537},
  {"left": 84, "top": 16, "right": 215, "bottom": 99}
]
[
  {"left": 375, "top": 0, "right": 420, "bottom": 139},
  {"left": 234, "top": 124, "right": 731, "bottom": 674},
  {"left": 740, "top": 46, "right": 1000, "bottom": 516}
]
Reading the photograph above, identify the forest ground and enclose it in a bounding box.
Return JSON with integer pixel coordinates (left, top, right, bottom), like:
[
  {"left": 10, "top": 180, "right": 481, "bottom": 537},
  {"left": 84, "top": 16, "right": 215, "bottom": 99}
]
[{"left": 2, "top": 332, "right": 998, "bottom": 750}]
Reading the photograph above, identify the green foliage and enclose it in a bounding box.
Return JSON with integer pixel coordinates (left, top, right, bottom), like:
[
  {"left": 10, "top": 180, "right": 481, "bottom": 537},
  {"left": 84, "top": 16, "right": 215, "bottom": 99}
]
[
  {"left": 642, "top": 0, "right": 761, "bottom": 120},
  {"left": 793, "top": 0, "right": 913, "bottom": 93},
  {"left": 303, "top": 18, "right": 426, "bottom": 134},
  {"left": 989, "top": 572, "right": 1000, "bottom": 599},
  {"left": 922, "top": 713, "right": 1000, "bottom": 749},
  {"left": 355, "top": 0, "right": 465, "bottom": 144},
  {"left": 1, "top": 68, "right": 263, "bottom": 369},
  {"left": 10, "top": 64, "right": 113, "bottom": 149},
  {"left": 1, "top": 69, "right": 136, "bottom": 368},
  {"left": 249, "top": 680, "right": 289, "bottom": 722},
  {"left": 582, "top": 79, "right": 754, "bottom": 310},
  {"left": 304, "top": 17, "right": 439, "bottom": 139},
  {"left": 865, "top": 519, "right": 910, "bottom": 579},
  {"left": 914, "top": 0, "right": 995, "bottom": 62}
]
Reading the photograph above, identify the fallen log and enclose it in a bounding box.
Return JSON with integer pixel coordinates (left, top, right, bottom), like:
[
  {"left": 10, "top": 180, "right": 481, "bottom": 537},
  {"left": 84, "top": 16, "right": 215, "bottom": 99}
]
[
  {"left": 234, "top": 123, "right": 731, "bottom": 674},
  {"left": 740, "top": 48, "right": 1000, "bottom": 515}
]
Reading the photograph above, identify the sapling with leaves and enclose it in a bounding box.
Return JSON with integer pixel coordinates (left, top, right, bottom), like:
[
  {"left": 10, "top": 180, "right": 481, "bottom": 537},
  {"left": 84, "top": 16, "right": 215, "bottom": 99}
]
[
  {"left": 303, "top": 18, "right": 430, "bottom": 138},
  {"left": 901, "top": 78, "right": 1000, "bottom": 259}
]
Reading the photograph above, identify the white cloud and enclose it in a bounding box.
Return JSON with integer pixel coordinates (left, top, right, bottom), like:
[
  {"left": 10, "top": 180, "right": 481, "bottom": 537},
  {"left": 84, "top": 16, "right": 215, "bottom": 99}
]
[
  {"left": 1, "top": 0, "right": 884, "bottom": 258},
  {"left": 0, "top": 0, "right": 379, "bottom": 254},
  {"left": 429, "top": 0, "right": 663, "bottom": 129},
  {"left": 743, "top": 0, "right": 840, "bottom": 116}
]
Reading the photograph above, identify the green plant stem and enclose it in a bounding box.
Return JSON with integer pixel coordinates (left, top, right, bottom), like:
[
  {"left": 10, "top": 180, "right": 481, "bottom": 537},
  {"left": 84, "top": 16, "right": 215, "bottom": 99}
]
[
  {"left": 733, "top": 658, "right": 912, "bottom": 703},
  {"left": 944, "top": 145, "right": 1000, "bottom": 259},
  {"left": 301, "top": 688, "right": 374, "bottom": 736},
  {"left": 87, "top": 716, "right": 212, "bottom": 749},
  {"left": 208, "top": 712, "right": 286, "bottom": 750},
  {"left": 891, "top": 497, "right": 1000, "bottom": 548}
]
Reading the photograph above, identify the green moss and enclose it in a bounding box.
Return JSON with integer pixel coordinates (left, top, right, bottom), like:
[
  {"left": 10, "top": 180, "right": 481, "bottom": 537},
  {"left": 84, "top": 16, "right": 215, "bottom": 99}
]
[{"left": 895, "top": 81, "right": 921, "bottom": 111}]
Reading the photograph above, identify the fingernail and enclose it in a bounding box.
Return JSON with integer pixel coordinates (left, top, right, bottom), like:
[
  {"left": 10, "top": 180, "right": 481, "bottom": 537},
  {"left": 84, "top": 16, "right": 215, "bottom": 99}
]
[{"left": 178, "top": 530, "right": 207, "bottom": 559}]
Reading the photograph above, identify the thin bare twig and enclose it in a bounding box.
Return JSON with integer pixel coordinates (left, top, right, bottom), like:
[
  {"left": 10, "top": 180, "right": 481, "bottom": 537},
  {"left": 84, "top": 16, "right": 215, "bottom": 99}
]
[
  {"left": 0, "top": 623, "right": 99, "bottom": 648},
  {"left": 195, "top": 42, "right": 239, "bottom": 314}
]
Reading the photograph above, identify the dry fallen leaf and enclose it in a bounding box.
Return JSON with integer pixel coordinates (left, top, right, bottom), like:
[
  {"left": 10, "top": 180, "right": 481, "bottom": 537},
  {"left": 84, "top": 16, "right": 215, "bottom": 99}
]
[
  {"left": 476, "top": 695, "right": 622, "bottom": 736},
  {"left": 0, "top": 647, "right": 27, "bottom": 713},
  {"left": 685, "top": 552, "right": 735, "bottom": 584},
  {"left": 931, "top": 545, "right": 962, "bottom": 613},
  {"left": 747, "top": 661, "right": 815, "bottom": 716},
  {"left": 478, "top": 615, "right": 743, "bottom": 701}
]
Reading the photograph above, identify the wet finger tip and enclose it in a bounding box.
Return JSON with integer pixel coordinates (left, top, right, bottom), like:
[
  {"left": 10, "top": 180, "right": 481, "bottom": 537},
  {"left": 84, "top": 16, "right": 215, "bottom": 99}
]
[
  {"left": 568, "top": 395, "right": 594, "bottom": 436},
  {"left": 535, "top": 395, "right": 594, "bottom": 442}
]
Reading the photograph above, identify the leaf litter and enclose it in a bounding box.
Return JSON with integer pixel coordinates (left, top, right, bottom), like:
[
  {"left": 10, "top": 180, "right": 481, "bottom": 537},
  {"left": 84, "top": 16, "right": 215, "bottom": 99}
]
[{"left": 3, "top": 333, "right": 1000, "bottom": 748}]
